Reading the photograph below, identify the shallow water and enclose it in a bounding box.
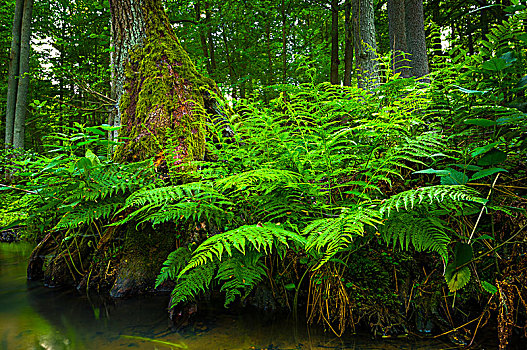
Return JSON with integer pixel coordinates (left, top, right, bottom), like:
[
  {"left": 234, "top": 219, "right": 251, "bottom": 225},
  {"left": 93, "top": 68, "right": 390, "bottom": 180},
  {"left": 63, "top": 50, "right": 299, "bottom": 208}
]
[{"left": 0, "top": 242, "right": 487, "bottom": 349}]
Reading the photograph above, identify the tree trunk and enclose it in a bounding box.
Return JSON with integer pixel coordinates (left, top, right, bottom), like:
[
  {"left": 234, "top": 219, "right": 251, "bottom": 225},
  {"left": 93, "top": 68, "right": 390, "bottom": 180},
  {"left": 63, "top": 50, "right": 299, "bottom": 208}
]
[
  {"left": 4, "top": 0, "right": 24, "bottom": 148},
  {"left": 352, "top": 0, "right": 380, "bottom": 90},
  {"left": 110, "top": 0, "right": 215, "bottom": 164},
  {"left": 387, "top": 0, "right": 409, "bottom": 77},
  {"left": 330, "top": 0, "right": 339, "bottom": 84},
  {"left": 405, "top": 0, "right": 429, "bottom": 79},
  {"left": 206, "top": 7, "right": 217, "bottom": 73},
  {"left": 12, "top": 0, "right": 33, "bottom": 150},
  {"left": 195, "top": 0, "right": 211, "bottom": 75},
  {"left": 343, "top": 0, "right": 353, "bottom": 86},
  {"left": 281, "top": 0, "right": 288, "bottom": 84},
  {"left": 28, "top": 0, "right": 219, "bottom": 298}
]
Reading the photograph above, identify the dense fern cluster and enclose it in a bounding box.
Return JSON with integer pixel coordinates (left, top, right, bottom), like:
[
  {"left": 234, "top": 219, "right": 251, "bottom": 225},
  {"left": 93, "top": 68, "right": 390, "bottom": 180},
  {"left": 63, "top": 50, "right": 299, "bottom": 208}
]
[{"left": 4, "top": 12, "right": 526, "bottom": 343}]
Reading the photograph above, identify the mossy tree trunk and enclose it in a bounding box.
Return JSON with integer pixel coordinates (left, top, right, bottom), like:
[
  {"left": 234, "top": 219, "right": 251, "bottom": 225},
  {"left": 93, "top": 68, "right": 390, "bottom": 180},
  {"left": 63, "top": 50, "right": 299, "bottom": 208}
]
[
  {"left": 28, "top": 0, "right": 219, "bottom": 298},
  {"left": 109, "top": 0, "right": 216, "bottom": 166}
]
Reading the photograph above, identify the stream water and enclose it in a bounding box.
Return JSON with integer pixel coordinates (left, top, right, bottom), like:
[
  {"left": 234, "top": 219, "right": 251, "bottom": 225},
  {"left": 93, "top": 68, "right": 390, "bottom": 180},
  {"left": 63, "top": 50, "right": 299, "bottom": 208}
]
[{"left": 0, "top": 242, "right": 496, "bottom": 349}]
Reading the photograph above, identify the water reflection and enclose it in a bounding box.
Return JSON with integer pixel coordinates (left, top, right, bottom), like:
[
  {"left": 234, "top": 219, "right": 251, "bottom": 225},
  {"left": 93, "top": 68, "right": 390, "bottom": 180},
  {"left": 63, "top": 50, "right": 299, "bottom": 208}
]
[{"left": 2, "top": 243, "right": 454, "bottom": 349}]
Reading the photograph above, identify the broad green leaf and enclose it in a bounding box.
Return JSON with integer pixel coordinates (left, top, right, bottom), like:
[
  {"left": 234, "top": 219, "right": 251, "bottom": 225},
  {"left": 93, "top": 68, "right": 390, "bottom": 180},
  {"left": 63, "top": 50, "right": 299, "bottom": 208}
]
[
  {"left": 440, "top": 168, "right": 468, "bottom": 185},
  {"left": 454, "top": 243, "right": 473, "bottom": 267},
  {"left": 455, "top": 86, "right": 489, "bottom": 95},
  {"left": 284, "top": 283, "right": 296, "bottom": 290},
  {"left": 481, "top": 281, "right": 498, "bottom": 294},
  {"left": 452, "top": 164, "right": 482, "bottom": 171},
  {"left": 470, "top": 168, "right": 507, "bottom": 181},
  {"left": 413, "top": 168, "right": 451, "bottom": 176},
  {"left": 85, "top": 149, "right": 101, "bottom": 165},
  {"left": 516, "top": 75, "right": 527, "bottom": 88},
  {"left": 445, "top": 265, "right": 471, "bottom": 292},
  {"left": 500, "top": 51, "right": 517, "bottom": 65},
  {"left": 471, "top": 142, "right": 499, "bottom": 157},
  {"left": 482, "top": 58, "right": 508, "bottom": 71},
  {"left": 477, "top": 150, "right": 507, "bottom": 166},
  {"left": 86, "top": 126, "right": 106, "bottom": 136}
]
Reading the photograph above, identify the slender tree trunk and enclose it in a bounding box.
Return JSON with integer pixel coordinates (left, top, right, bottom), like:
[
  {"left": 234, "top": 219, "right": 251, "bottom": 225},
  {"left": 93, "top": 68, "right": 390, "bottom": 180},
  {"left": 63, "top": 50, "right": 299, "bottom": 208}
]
[
  {"left": 12, "top": 0, "right": 33, "bottom": 149},
  {"left": 387, "top": 0, "right": 409, "bottom": 77},
  {"left": 195, "top": 0, "right": 211, "bottom": 74},
  {"left": 221, "top": 24, "right": 237, "bottom": 98},
  {"left": 4, "top": 0, "right": 24, "bottom": 148},
  {"left": 405, "top": 0, "right": 429, "bottom": 79},
  {"left": 352, "top": 0, "right": 380, "bottom": 90},
  {"left": 330, "top": 0, "right": 339, "bottom": 84},
  {"left": 343, "top": 0, "right": 353, "bottom": 86},
  {"left": 266, "top": 20, "right": 273, "bottom": 85},
  {"left": 108, "top": 0, "right": 145, "bottom": 141},
  {"left": 281, "top": 0, "right": 288, "bottom": 84},
  {"left": 206, "top": 7, "right": 216, "bottom": 72}
]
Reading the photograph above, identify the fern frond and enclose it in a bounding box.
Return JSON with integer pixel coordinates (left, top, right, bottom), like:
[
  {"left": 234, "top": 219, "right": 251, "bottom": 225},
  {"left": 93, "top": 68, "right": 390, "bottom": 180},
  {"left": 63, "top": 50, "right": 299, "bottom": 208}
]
[
  {"left": 380, "top": 185, "right": 487, "bottom": 217},
  {"left": 304, "top": 207, "right": 381, "bottom": 269},
  {"left": 216, "top": 169, "right": 301, "bottom": 192},
  {"left": 55, "top": 198, "right": 123, "bottom": 229},
  {"left": 179, "top": 223, "right": 305, "bottom": 276},
  {"left": 170, "top": 261, "right": 217, "bottom": 306},
  {"left": 216, "top": 251, "right": 266, "bottom": 307},
  {"left": 155, "top": 247, "right": 192, "bottom": 288},
  {"left": 380, "top": 212, "right": 450, "bottom": 259}
]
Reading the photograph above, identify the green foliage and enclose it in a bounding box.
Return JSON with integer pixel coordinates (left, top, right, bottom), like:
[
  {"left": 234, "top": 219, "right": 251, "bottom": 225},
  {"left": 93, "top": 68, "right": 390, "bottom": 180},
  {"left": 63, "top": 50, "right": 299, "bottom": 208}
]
[
  {"left": 216, "top": 251, "right": 266, "bottom": 307},
  {"left": 304, "top": 207, "right": 381, "bottom": 269},
  {"left": 155, "top": 247, "right": 192, "bottom": 288},
  {"left": 380, "top": 185, "right": 487, "bottom": 217},
  {"left": 380, "top": 212, "right": 451, "bottom": 260},
  {"left": 170, "top": 260, "right": 217, "bottom": 306},
  {"left": 3, "top": 124, "right": 155, "bottom": 239},
  {"left": 179, "top": 223, "right": 305, "bottom": 276}
]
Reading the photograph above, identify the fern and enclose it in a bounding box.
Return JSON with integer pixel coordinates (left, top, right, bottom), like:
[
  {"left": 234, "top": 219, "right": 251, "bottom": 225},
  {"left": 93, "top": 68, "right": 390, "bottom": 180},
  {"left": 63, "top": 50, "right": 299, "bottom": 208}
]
[
  {"left": 179, "top": 223, "right": 305, "bottom": 276},
  {"left": 380, "top": 185, "right": 487, "bottom": 217},
  {"left": 55, "top": 198, "right": 123, "bottom": 229},
  {"left": 216, "top": 251, "right": 266, "bottom": 307},
  {"left": 155, "top": 247, "right": 192, "bottom": 288},
  {"left": 304, "top": 207, "right": 382, "bottom": 269},
  {"left": 380, "top": 212, "right": 450, "bottom": 259},
  {"left": 215, "top": 168, "right": 302, "bottom": 192},
  {"left": 116, "top": 182, "right": 233, "bottom": 227},
  {"left": 170, "top": 260, "right": 217, "bottom": 306}
]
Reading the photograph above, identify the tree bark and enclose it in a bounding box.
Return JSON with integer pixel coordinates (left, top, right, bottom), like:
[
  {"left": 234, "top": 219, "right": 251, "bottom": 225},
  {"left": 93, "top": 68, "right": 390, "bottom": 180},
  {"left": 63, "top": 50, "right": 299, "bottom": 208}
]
[
  {"left": 206, "top": 7, "right": 217, "bottom": 73},
  {"left": 195, "top": 0, "right": 211, "bottom": 75},
  {"left": 330, "top": 0, "right": 339, "bottom": 84},
  {"left": 387, "top": 0, "right": 409, "bottom": 77},
  {"left": 352, "top": 0, "right": 380, "bottom": 90},
  {"left": 110, "top": 0, "right": 216, "bottom": 164},
  {"left": 281, "top": 0, "right": 288, "bottom": 84},
  {"left": 12, "top": 0, "right": 33, "bottom": 149},
  {"left": 343, "top": 0, "right": 353, "bottom": 86},
  {"left": 405, "top": 0, "right": 429, "bottom": 79},
  {"left": 4, "top": 0, "right": 24, "bottom": 148},
  {"left": 344, "top": 0, "right": 353, "bottom": 86},
  {"left": 28, "top": 0, "right": 220, "bottom": 298}
]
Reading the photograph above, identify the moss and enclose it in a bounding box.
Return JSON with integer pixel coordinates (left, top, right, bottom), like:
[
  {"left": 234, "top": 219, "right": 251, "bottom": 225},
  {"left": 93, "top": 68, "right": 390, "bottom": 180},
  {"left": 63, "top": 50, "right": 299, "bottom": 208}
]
[{"left": 114, "top": 0, "right": 217, "bottom": 177}]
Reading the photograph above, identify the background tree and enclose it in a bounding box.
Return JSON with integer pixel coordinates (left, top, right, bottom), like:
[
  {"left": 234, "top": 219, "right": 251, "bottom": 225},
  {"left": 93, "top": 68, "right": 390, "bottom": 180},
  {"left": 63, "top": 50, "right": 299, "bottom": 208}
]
[
  {"left": 4, "top": 0, "right": 33, "bottom": 149},
  {"left": 387, "top": 0, "right": 409, "bottom": 77},
  {"left": 352, "top": 0, "right": 379, "bottom": 89},
  {"left": 405, "top": 0, "right": 428, "bottom": 78}
]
